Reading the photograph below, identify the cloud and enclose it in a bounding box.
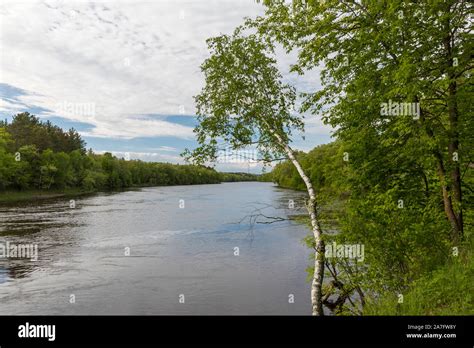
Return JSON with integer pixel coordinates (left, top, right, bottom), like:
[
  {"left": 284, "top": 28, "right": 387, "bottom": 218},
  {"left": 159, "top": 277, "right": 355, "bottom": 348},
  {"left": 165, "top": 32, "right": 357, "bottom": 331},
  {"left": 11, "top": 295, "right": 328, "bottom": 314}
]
[
  {"left": 0, "top": 0, "right": 333, "bottom": 162},
  {"left": 0, "top": 0, "right": 264, "bottom": 139},
  {"left": 94, "top": 150, "right": 182, "bottom": 163},
  {"left": 0, "top": 98, "right": 26, "bottom": 114},
  {"left": 149, "top": 146, "right": 178, "bottom": 152},
  {"left": 79, "top": 117, "right": 194, "bottom": 139}
]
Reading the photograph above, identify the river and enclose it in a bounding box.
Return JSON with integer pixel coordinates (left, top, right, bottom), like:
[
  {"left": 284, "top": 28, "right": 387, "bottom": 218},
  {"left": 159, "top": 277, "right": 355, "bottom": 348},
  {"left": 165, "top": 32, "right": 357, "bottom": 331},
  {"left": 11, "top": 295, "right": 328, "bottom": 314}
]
[{"left": 0, "top": 182, "right": 312, "bottom": 315}]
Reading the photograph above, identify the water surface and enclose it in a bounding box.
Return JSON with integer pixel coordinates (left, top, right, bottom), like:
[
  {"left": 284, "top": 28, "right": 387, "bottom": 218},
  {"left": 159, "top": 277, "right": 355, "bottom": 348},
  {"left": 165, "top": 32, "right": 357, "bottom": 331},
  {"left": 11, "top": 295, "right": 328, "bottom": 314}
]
[{"left": 0, "top": 182, "right": 312, "bottom": 315}]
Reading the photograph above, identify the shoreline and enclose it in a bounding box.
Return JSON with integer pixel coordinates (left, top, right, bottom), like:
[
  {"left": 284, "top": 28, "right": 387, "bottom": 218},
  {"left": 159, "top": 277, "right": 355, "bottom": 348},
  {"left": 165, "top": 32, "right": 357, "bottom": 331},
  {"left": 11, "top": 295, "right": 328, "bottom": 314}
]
[
  {"left": 0, "top": 181, "right": 265, "bottom": 204},
  {"left": 0, "top": 189, "right": 96, "bottom": 204}
]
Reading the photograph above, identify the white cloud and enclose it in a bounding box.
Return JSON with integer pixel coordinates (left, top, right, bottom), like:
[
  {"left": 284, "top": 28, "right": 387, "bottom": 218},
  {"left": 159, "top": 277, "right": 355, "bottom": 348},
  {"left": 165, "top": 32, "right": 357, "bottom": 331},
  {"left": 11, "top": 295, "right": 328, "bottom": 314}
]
[
  {"left": 0, "top": 0, "right": 332, "bottom": 145},
  {"left": 0, "top": 98, "right": 26, "bottom": 113},
  {"left": 95, "top": 150, "right": 182, "bottom": 163},
  {"left": 0, "top": 0, "right": 264, "bottom": 139},
  {"left": 79, "top": 118, "right": 194, "bottom": 139},
  {"left": 149, "top": 146, "right": 178, "bottom": 152},
  {"left": 215, "top": 161, "right": 263, "bottom": 172}
]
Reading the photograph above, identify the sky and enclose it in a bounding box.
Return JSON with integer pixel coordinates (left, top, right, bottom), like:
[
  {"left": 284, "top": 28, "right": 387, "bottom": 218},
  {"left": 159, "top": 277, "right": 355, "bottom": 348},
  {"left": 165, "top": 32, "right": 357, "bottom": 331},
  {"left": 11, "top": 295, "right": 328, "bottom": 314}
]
[{"left": 0, "top": 0, "right": 333, "bottom": 173}]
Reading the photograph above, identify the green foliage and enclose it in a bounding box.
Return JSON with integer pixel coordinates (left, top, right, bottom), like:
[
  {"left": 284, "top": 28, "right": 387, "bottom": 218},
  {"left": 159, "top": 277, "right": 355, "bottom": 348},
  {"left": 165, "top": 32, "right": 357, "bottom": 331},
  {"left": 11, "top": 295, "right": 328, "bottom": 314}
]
[
  {"left": 268, "top": 138, "right": 471, "bottom": 314},
  {"left": 255, "top": 0, "right": 472, "bottom": 241},
  {"left": 5, "top": 112, "right": 85, "bottom": 153},
  {"left": 257, "top": 171, "right": 273, "bottom": 182},
  {"left": 271, "top": 141, "right": 472, "bottom": 314},
  {"left": 0, "top": 114, "right": 253, "bottom": 195},
  {"left": 184, "top": 26, "right": 303, "bottom": 165},
  {"left": 271, "top": 141, "right": 351, "bottom": 198},
  {"left": 220, "top": 172, "right": 259, "bottom": 182},
  {"left": 364, "top": 236, "right": 474, "bottom": 315}
]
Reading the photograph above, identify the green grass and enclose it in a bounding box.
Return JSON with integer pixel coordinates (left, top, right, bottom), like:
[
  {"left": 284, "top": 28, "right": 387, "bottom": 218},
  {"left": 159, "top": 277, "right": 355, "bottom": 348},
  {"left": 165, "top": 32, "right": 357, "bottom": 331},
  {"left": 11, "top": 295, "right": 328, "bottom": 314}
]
[{"left": 364, "top": 236, "right": 474, "bottom": 315}]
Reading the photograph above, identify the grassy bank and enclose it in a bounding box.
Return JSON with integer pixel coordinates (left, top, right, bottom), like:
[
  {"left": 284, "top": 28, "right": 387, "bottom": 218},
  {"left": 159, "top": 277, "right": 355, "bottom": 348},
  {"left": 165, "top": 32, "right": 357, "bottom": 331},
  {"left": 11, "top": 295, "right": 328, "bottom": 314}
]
[{"left": 364, "top": 235, "right": 474, "bottom": 315}]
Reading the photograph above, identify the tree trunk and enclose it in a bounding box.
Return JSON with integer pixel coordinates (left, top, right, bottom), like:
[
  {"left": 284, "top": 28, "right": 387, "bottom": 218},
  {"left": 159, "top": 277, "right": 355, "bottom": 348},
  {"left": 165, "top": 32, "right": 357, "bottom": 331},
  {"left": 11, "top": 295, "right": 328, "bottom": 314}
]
[
  {"left": 444, "top": 24, "right": 463, "bottom": 239},
  {"left": 420, "top": 107, "right": 462, "bottom": 242},
  {"left": 437, "top": 157, "right": 462, "bottom": 241},
  {"left": 284, "top": 146, "right": 325, "bottom": 316},
  {"left": 447, "top": 95, "right": 463, "bottom": 240},
  {"left": 269, "top": 129, "right": 325, "bottom": 315}
]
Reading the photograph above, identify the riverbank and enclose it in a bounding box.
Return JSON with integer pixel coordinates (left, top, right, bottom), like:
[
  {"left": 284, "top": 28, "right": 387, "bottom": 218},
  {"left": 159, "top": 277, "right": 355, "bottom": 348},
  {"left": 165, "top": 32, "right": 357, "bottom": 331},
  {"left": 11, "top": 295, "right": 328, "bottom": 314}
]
[
  {"left": 0, "top": 179, "right": 259, "bottom": 204},
  {"left": 272, "top": 183, "right": 473, "bottom": 315},
  {"left": 0, "top": 189, "right": 96, "bottom": 204}
]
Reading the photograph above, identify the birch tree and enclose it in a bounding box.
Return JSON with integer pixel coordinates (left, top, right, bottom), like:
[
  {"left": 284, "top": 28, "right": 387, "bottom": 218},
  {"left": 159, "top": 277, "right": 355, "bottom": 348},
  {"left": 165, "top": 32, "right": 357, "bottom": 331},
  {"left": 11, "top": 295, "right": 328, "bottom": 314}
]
[
  {"left": 247, "top": 0, "right": 472, "bottom": 310},
  {"left": 183, "top": 28, "right": 326, "bottom": 315},
  {"left": 253, "top": 0, "right": 472, "bottom": 243}
]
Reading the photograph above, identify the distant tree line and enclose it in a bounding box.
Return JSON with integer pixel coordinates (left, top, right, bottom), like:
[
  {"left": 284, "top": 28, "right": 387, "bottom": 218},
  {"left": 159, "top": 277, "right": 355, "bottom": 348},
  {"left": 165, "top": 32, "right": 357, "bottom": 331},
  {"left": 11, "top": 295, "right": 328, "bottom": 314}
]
[
  {"left": 220, "top": 172, "right": 259, "bottom": 182},
  {"left": 0, "top": 113, "right": 257, "bottom": 192}
]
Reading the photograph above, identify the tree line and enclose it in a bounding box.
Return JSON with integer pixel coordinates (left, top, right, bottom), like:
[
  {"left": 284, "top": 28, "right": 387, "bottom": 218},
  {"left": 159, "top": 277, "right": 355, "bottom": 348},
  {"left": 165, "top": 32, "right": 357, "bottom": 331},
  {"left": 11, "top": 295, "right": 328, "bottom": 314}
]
[{"left": 0, "top": 113, "right": 256, "bottom": 192}]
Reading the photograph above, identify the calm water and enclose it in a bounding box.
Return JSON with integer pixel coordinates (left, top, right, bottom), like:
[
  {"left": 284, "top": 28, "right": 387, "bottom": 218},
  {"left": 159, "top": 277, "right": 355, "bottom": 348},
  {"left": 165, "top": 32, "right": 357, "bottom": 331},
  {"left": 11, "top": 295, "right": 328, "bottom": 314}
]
[{"left": 0, "top": 182, "right": 313, "bottom": 315}]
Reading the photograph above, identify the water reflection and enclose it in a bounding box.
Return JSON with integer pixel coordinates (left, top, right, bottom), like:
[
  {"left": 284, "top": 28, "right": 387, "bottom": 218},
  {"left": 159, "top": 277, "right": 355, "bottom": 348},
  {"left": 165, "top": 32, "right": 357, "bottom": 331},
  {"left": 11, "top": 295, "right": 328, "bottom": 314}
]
[
  {"left": 0, "top": 183, "right": 312, "bottom": 315},
  {"left": 0, "top": 198, "right": 87, "bottom": 284}
]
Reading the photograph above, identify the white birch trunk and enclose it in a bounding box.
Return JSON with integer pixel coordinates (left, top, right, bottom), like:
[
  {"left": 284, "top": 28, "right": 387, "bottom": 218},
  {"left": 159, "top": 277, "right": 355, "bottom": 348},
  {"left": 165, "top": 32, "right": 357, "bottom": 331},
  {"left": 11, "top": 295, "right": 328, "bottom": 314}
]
[{"left": 270, "top": 131, "right": 325, "bottom": 316}]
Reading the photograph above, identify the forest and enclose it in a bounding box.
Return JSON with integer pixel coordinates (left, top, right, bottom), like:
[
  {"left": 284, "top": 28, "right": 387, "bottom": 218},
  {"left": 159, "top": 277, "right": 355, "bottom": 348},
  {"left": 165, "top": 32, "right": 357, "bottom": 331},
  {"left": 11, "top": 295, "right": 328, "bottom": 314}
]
[{"left": 0, "top": 113, "right": 256, "bottom": 196}]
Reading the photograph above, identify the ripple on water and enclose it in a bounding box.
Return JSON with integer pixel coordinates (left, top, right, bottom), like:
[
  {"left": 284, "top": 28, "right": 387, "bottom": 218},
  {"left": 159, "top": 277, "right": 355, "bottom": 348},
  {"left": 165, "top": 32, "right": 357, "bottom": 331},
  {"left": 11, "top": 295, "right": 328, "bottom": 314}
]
[{"left": 0, "top": 183, "right": 312, "bottom": 315}]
